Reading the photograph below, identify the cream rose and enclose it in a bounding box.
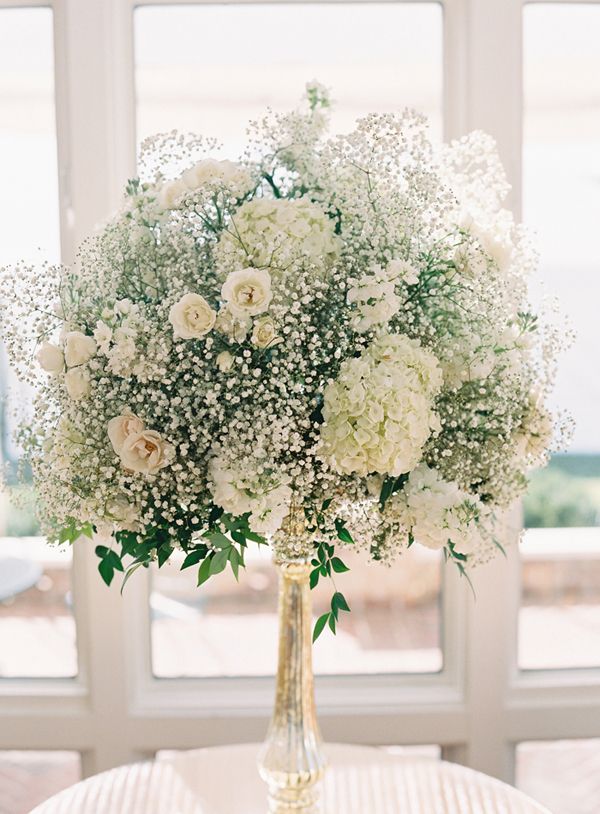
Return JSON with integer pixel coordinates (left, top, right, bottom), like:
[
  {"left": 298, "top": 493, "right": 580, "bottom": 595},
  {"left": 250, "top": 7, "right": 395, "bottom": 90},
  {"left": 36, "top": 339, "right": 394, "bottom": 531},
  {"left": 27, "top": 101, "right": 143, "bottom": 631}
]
[
  {"left": 251, "top": 316, "right": 281, "bottom": 349},
  {"left": 221, "top": 268, "right": 272, "bottom": 318},
  {"left": 107, "top": 413, "right": 145, "bottom": 455},
  {"left": 64, "top": 368, "right": 90, "bottom": 400},
  {"left": 182, "top": 159, "right": 253, "bottom": 197},
  {"left": 169, "top": 293, "right": 216, "bottom": 339},
  {"left": 119, "top": 430, "right": 174, "bottom": 474},
  {"left": 157, "top": 178, "right": 187, "bottom": 211},
  {"left": 63, "top": 331, "right": 97, "bottom": 367},
  {"left": 37, "top": 342, "right": 64, "bottom": 374},
  {"left": 216, "top": 350, "right": 234, "bottom": 372}
]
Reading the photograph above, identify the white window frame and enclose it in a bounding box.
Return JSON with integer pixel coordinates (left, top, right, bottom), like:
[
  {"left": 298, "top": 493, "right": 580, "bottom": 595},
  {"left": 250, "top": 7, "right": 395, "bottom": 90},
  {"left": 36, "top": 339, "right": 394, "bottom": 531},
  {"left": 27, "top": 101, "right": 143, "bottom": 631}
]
[{"left": 1, "top": 0, "right": 599, "bottom": 786}]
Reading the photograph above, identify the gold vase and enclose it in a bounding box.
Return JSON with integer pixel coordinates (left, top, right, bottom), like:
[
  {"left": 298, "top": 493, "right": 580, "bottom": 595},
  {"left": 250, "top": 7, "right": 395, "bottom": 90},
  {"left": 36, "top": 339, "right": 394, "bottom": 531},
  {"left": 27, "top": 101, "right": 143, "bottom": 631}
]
[{"left": 257, "top": 561, "right": 327, "bottom": 812}]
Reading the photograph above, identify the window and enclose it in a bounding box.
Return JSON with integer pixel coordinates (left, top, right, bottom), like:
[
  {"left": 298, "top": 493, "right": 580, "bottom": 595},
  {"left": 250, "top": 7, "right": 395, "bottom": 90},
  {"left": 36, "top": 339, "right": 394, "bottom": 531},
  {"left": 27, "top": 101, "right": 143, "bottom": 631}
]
[
  {"left": 0, "top": 7, "right": 76, "bottom": 681},
  {"left": 0, "top": 1, "right": 599, "bottom": 805},
  {"left": 0, "top": 751, "right": 80, "bottom": 814},
  {"left": 152, "top": 547, "right": 442, "bottom": 678},
  {"left": 520, "top": 3, "right": 600, "bottom": 672},
  {"left": 136, "top": 2, "right": 445, "bottom": 680},
  {"left": 135, "top": 3, "right": 443, "bottom": 151}
]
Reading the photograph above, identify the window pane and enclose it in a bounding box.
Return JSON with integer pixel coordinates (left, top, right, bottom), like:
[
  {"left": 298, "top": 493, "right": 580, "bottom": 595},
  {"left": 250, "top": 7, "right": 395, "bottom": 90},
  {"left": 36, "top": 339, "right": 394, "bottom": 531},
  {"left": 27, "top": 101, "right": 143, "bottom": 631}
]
[
  {"left": 152, "top": 547, "right": 441, "bottom": 677},
  {"left": 0, "top": 8, "right": 60, "bottom": 265},
  {"left": 137, "top": 3, "right": 444, "bottom": 680},
  {"left": 0, "top": 751, "right": 80, "bottom": 814},
  {"left": 0, "top": 9, "right": 76, "bottom": 679},
  {"left": 519, "top": 529, "right": 600, "bottom": 670},
  {"left": 517, "top": 739, "right": 600, "bottom": 814},
  {"left": 135, "top": 3, "right": 443, "bottom": 153},
  {"left": 520, "top": 5, "right": 600, "bottom": 670},
  {"left": 0, "top": 539, "right": 76, "bottom": 678}
]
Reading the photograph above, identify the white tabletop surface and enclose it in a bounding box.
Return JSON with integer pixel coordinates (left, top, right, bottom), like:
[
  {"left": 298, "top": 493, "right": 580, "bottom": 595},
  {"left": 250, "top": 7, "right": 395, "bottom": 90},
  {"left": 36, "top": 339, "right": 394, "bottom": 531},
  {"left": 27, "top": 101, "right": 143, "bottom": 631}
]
[{"left": 30, "top": 743, "right": 552, "bottom": 814}]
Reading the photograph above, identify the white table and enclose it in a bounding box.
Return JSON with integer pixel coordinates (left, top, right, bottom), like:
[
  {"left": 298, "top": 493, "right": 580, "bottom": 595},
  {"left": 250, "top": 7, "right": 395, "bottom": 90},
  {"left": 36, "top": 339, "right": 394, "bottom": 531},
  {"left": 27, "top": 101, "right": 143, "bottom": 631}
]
[{"left": 30, "top": 743, "right": 552, "bottom": 814}]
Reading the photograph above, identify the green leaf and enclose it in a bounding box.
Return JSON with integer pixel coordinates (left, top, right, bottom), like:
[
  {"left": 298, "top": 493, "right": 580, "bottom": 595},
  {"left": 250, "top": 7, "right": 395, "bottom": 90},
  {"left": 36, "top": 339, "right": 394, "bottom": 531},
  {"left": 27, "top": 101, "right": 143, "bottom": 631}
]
[
  {"left": 334, "top": 519, "right": 354, "bottom": 544},
  {"left": 332, "top": 592, "right": 350, "bottom": 613},
  {"left": 120, "top": 562, "right": 145, "bottom": 595},
  {"left": 317, "top": 544, "right": 327, "bottom": 565},
  {"left": 331, "top": 557, "right": 349, "bottom": 573},
  {"left": 209, "top": 548, "right": 229, "bottom": 575},
  {"left": 455, "top": 560, "right": 476, "bottom": 598},
  {"left": 95, "top": 545, "right": 109, "bottom": 558},
  {"left": 379, "top": 477, "right": 394, "bottom": 509},
  {"left": 98, "top": 558, "right": 114, "bottom": 586},
  {"left": 157, "top": 544, "right": 173, "bottom": 568},
  {"left": 321, "top": 498, "right": 333, "bottom": 511},
  {"left": 309, "top": 568, "right": 320, "bottom": 590},
  {"left": 207, "top": 505, "right": 224, "bottom": 527},
  {"left": 58, "top": 527, "right": 72, "bottom": 545},
  {"left": 229, "top": 547, "right": 242, "bottom": 581},
  {"left": 181, "top": 547, "right": 208, "bottom": 570},
  {"left": 243, "top": 529, "right": 266, "bottom": 545},
  {"left": 328, "top": 613, "right": 337, "bottom": 634},
  {"left": 312, "top": 613, "right": 329, "bottom": 642},
  {"left": 407, "top": 531, "right": 415, "bottom": 548},
  {"left": 197, "top": 556, "right": 212, "bottom": 586},
  {"left": 203, "top": 531, "right": 231, "bottom": 549},
  {"left": 220, "top": 514, "right": 244, "bottom": 532},
  {"left": 106, "top": 550, "right": 124, "bottom": 572},
  {"left": 80, "top": 522, "right": 94, "bottom": 540}
]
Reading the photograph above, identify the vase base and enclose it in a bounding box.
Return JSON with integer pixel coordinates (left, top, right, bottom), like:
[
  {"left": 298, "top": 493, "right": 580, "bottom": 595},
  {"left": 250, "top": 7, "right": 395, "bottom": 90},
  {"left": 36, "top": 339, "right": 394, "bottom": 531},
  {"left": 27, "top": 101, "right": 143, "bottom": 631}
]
[{"left": 266, "top": 783, "right": 322, "bottom": 813}]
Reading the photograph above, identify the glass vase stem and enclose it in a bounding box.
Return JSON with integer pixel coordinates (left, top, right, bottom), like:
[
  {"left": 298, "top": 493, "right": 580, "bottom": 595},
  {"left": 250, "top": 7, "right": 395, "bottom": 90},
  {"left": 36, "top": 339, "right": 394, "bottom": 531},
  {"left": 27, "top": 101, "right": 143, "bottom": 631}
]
[{"left": 258, "top": 561, "right": 327, "bottom": 812}]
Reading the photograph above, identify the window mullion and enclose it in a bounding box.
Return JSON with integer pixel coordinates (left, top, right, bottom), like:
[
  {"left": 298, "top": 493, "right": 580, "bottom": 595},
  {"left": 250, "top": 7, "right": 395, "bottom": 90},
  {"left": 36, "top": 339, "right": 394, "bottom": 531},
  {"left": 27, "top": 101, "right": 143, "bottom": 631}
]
[
  {"left": 443, "top": 0, "right": 524, "bottom": 783},
  {"left": 52, "top": 0, "right": 139, "bottom": 775}
]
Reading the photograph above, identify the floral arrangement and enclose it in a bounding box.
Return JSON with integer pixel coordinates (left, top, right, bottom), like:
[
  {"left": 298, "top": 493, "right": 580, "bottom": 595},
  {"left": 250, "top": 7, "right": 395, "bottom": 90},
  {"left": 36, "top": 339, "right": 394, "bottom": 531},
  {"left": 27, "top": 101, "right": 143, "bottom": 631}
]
[{"left": 1, "top": 84, "right": 567, "bottom": 637}]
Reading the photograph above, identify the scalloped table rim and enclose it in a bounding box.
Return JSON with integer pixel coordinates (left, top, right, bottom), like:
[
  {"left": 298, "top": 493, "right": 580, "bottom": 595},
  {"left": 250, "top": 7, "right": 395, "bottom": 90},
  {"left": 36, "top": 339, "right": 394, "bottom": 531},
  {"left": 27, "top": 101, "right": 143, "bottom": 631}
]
[{"left": 29, "top": 743, "right": 553, "bottom": 814}]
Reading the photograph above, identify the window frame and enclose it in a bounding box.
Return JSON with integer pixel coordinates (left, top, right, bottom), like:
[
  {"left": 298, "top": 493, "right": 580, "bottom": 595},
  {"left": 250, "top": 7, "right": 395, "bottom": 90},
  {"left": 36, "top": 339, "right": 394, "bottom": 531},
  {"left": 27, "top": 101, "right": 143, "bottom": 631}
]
[{"left": 0, "top": 0, "right": 599, "bottom": 787}]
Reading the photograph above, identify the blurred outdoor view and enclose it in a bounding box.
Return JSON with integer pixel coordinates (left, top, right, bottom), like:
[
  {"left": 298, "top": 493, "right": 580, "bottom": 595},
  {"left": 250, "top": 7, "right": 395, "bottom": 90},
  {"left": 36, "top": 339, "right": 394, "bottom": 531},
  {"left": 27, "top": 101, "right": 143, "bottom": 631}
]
[{"left": 519, "top": 4, "right": 600, "bottom": 675}]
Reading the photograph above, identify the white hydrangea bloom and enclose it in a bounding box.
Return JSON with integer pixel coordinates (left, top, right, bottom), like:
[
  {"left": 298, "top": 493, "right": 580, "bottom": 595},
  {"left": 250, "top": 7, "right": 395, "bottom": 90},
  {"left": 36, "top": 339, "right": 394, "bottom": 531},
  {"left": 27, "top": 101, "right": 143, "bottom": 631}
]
[
  {"left": 320, "top": 333, "right": 442, "bottom": 477},
  {"left": 208, "top": 455, "right": 292, "bottom": 535},
  {"left": 216, "top": 197, "right": 340, "bottom": 271},
  {"left": 387, "top": 464, "right": 485, "bottom": 556}
]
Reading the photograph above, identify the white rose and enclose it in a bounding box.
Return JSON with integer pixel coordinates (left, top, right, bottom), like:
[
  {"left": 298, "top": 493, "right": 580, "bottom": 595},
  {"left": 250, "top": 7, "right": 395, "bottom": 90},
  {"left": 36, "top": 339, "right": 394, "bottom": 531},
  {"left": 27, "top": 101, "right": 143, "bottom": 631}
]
[
  {"left": 37, "top": 342, "right": 64, "bottom": 374},
  {"left": 157, "top": 178, "right": 187, "bottom": 210},
  {"left": 169, "top": 293, "right": 216, "bottom": 339},
  {"left": 221, "top": 268, "right": 272, "bottom": 318},
  {"left": 64, "top": 368, "right": 90, "bottom": 400},
  {"left": 64, "top": 331, "right": 97, "bottom": 367},
  {"left": 216, "top": 351, "right": 234, "bottom": 372},
  {"left": 107, "top": 413, "right": 145, "bottom": 455},
  {"left": 251, "top": 316, "right": 281, "bottom": 349},
  {"left": 182, "top": 159, "right": 252, "bottom": 197},
  {"left": 119, "top": 430, "right": 174, "bottom": 474}
]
